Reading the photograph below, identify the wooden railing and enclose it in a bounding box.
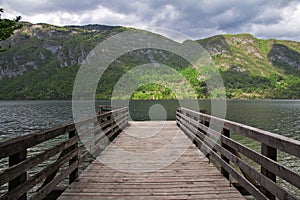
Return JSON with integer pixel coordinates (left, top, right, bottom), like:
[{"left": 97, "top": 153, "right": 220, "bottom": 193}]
[
  {"left": 0, "top": 107, "right": 128, "bottom": 200},
  {"left": 176, "top": 107, "right": 300, "bottom": 200}
]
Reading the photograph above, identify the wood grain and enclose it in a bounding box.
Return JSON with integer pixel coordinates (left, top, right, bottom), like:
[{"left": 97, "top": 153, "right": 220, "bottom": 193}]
[{"left": 59, "top": 121, "right": 244, "bottom": 200}]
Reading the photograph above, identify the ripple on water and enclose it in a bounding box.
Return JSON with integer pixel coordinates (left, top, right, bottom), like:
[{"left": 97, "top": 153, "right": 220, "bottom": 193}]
[{"left": 0, "top": 100, "right": 299, "bottom": 197}]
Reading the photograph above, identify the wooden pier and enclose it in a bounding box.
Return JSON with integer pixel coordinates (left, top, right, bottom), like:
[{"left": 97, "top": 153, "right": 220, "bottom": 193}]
[
  {"left": 0, "top": 107, "right": 299, "bottom": 200},
  {"left": 59, "top": 121, "right": 244, "bottom": 199}
]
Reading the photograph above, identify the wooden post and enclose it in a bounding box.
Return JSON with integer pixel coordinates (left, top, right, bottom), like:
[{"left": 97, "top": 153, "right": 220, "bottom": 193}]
[
  {"left": 9, "top": 150, "right": 27, "bottom": 200},
  {"left": 176, "top": 108, "right": 181, "bottom": 127},
  {"left": 203, "top": 120, "right": 210, "bottom": 159},
  {"left": 204, "top": 121, "right": 210, "bottom": 133},
  {"left": 261, "top": 143, "right": 276, "bottom": 200},
  {"left": 221, "top": 128, "right": 230, "bottom": 180},
  {"left": 69, "top": 130, "right": 78, "bottom": 184},
  {"left": 199, "top": 109, "right": 208, "bottom": 134}
]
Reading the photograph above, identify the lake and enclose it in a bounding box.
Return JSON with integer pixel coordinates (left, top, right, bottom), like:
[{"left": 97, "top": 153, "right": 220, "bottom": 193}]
[
  {"left": 0, "top": 99, "right": 299, "bottom": 140},
  {"left": 0, "top": 99, "right": 299, "bottom": 197}
]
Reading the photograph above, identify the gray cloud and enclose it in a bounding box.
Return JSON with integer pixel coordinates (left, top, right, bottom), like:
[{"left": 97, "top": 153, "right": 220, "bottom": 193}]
[
  {"left": 0, "top": 0, "right": 102, "bottom": 13},
  {"left": 0, "top": 0, "right": 299, "bottom": 41}
]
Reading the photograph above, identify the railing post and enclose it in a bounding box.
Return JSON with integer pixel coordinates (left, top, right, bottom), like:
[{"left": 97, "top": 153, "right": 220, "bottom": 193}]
[
  {"left": 9, "top": 149, "right": 27, "bottom": 200},
  {"left": 221, "top": 128, "right": 230, "bottom": 180},
  {"left": 107, "top": 112, "right": 112, "bottom": 122},
  {"left": 125, "top": 108, "right": 129, "bottom": 127},
  {"left": 122, "top": 108, "right": 129, "bottom": 128},
  {"left": 261, "top": 143, "right": 276, "bottom": 200},
  {"left": 69, "top": 130, "right": 78, "bottom": 184},
  {"left": 176, "top": 108, "right": 181, "bottom": 127},
  {"left": 199, "top": 109, "right": 209, "bottom": 135}
]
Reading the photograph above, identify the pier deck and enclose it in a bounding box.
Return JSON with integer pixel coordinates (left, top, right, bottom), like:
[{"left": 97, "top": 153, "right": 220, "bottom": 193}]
[
  {"left": 58, "top": 121, "right": 244, "bottom": 199},
  {"left": 2, "top": 107, "right": 299, "bottom": 199}
]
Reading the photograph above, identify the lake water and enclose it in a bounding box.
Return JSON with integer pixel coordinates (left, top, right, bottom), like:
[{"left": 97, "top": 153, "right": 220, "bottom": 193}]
[
  {"left": 1, "top": 100, "right": 299, "bottom": 140},
  {"left": 0, "top": 100, "right": 299, "bottom": 197},
  {"left": 128, "top": 99, "right": 300, "bottom": 140}
]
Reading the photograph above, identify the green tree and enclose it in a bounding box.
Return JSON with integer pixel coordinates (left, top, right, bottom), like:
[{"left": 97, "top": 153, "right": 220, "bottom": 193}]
[{"left": 0, "top": 8, "right": 22, "bottom": 51}]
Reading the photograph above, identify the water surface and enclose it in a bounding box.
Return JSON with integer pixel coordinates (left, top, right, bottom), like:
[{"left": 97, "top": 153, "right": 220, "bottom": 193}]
[
  {"left": 0, "top": 100, "right": 299, "bottom": 140},
  {"left": 0, "top": 99, "right": 299, "bottom": 197}
]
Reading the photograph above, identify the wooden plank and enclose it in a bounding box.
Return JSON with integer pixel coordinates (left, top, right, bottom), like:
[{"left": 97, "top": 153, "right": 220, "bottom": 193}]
[
  {"left": 0, "top": 107, "right": 129, "bottom": 200},
  {"left": 221, "top": 128, "right": 230, "bottom": 180},
  {"left": 177, "top": 112, "right": 220, "bottom": 139},
  {"left": 33, "top": 161, "right": 79, "bottom": 200},
  {"left": 261, "top": 143, "right": 277, "bottom": 200},
  {"left": 179, "top": 122, "right": 268, "bottom": 200},
  {"left": 0, "top": 107, "right": 128, "bottom": 159},
  {"left": 8, "top": 149, "right": 27, "bottom": 200},
  {"left": 81, "top": 114, "right": 127, "bottom": 148},
  {"left": 178, "top": 117, "right": 299, "bottom": 200},
  {"left": 69, "top": 130, "right": 79, "bottom": 184},
  {"left": 0, "top": 123, "right": 75, "bottom": 159},
  {"left": 59, "top": 121, "right": 244, "bottom": 200},
  {"left": 78, "top": 118, "right": 128, "bottom": 166},
  {"left": 90, "top": 119, "right": 128, "bottom": 157},
  {"left": 179, "top": 107, "right": 300, "bottom": 157},
  {"left": 178, "top": 112, "right": 300, "bottom": 189},
  {"left": 2, "top": 149, "right": 78, "bottom": 200},
  {"left": 221, "top": 135, "right": 300, "bottom": 189},
  {"left": 0, "top": 135, "right": 79, "bottom": 186}
]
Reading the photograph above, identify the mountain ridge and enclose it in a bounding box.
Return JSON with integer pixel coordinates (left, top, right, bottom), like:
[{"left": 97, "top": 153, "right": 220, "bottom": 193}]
[{"left": 0, "top": 22, "right": 299, "bottom": 99}]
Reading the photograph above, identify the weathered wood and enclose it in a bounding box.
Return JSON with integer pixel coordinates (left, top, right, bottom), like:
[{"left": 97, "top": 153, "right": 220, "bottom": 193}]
[
  {"left": 178, "top": 111, "right": 300, "bottom": 189},
  {"left": 8, "top": 149, "right": 27, "bottom": 200},
  {"left": 261, "top": 143, "right": 277, "bottom": 200},
  {"left": 179, "top": 113, "right": 258, "bottom": 186},
  {"left": 181, "top": 122, "right": 297, "bottom": 200},
  {"left": 69, "top": 130, "right": 79, "bottom": 184},
  {"left": 3, "top": 149, "right": 78, "bottom": 200},
  {"left": 0, "top": 107, "right": 128, "bottom": 159},
  {"left": 83, "top": 117, "right": 128, "bottom": 157},
  {"left": 179, "top": 122, "right": 268, "bottom": 200},
  {"left": 177, "top": 112, "right": 220, "bottom": 139},
  {"left": 0, "top": 135, "right": 79, "bottom": 186},
  {"left": 0, "top": 107, "right": 129, "bottom": 200},
  {"left": 0, "top": 124, "right": 75, "bottom": 159},
  {"left": 90, "top": 121, "right": 125, "bottom": 157},
  {"left": 41, "top": 145, "right": 77, "bottom": 188},
  {"left": 2, "top": 106, "right": 299, "bottom": 200},
  {"left": 33, "top": 161, "right": 79, "bottom": 200},
  {"left": 59, "top": 121, "right": 244, "bottom": 200},
  {"left": 221, "top": 135, "right": 300, "bottom": 189},
  {"left": 221, "top": 128, "right": 230, "bottom": 180},
  {"left": 78, "top": 151, "right": 92, "bottom": 166},
  {"left": 80, "top": 112, "right": 127, "bottom": 146},
  {"left": 179, "top": 107, "right": 300, "bottom": 157},
  {"left": 78, "top": 117, "right": 128, "bottom": 166},
  {"left": 177, "top": 107, "right": 300, "bottom": 200},
  {"left": 181, "top": 117, "right": 286, "bottom": 199}
]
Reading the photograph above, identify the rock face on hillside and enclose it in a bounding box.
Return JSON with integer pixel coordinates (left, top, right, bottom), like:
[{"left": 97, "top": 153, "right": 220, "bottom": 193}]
[
  {"left": 0, "top": 23, "right": 123, "bottom": 78},
  {"left": 0, "top": 22, "right": 299, "bottom": 99},
  {"left": 198, "top": 34, "right": 300, "bottom": 72},
  {"left": 268, "top": 44, "right": 300, "bottom": 71}
]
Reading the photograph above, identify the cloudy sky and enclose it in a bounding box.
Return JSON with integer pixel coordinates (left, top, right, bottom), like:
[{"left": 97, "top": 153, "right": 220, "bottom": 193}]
[{"left": 1, "top": 0, "right": 300, "bottom": 41}]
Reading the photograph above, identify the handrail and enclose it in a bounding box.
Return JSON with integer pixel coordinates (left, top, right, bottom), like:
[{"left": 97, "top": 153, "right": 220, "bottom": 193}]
[
  {"left": 176, "top": 107, "right": 300, "bottom": 200},
  {"left": 0, "top": 107, "right": 129, "bottom": 200}
]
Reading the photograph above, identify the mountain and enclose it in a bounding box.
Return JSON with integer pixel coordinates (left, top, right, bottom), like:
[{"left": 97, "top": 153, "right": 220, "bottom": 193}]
[
  {"left": 0, "top": 22, "right": 299, "bottom": 99},
  {"left": 198, "top": 34, "right": 300, "bottom": 99}
]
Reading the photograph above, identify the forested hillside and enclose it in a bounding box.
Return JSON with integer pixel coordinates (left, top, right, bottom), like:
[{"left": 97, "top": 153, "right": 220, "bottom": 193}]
[{"left": 0, "top": 23, "right": 299, "bottom": 99}]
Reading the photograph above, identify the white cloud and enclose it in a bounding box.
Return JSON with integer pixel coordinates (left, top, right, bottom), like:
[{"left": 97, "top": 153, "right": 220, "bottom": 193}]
[
  {"left": 148, "top": 4, "right": 179, "bottom": 27},
  {"left": 0, "top": 0, "right": 299, "bottom": 41},
  {"left": 250, "top": 1, "right": 300, "bottom": 40}
]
